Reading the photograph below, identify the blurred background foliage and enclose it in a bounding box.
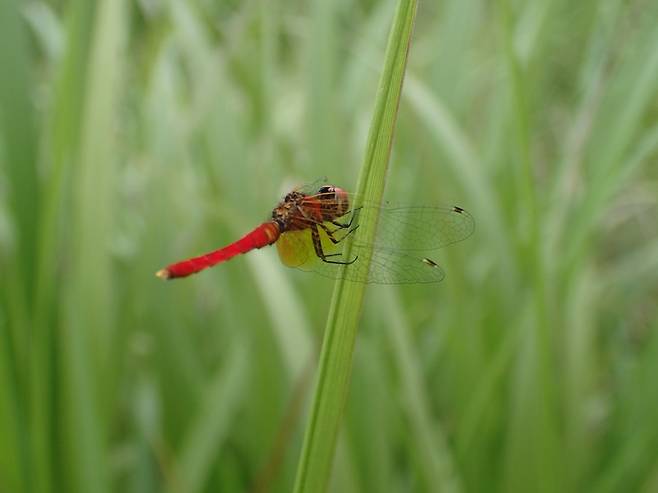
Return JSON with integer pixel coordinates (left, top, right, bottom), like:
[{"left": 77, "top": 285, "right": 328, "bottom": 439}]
[{"left": 1, "top": 0, "right": 658, "bottom": 492}]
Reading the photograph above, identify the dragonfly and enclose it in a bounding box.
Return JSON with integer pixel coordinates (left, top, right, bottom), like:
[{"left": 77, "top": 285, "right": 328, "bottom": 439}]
[{"left": 156, "top": 181, "right": 474, "bottom": 284}]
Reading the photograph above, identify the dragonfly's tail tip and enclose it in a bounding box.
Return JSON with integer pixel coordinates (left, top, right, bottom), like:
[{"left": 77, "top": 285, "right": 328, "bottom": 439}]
[{"left": 155, "top": 268, "right": 171, "bottom": 280}]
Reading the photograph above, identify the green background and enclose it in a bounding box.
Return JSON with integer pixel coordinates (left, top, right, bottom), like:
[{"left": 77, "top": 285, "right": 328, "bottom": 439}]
[{"left": 1, "top": 0, "right": 658, "bottom": 492}]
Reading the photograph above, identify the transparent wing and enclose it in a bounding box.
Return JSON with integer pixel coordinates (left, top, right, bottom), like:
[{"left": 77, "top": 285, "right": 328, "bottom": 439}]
[
  {"left": 360, "top": 204, "right": 474, "bottom": 251},
  {"left": 276, "top": 184, "right": 474, "bottom": 283},
  {"left": 295, "top": 186, "right": 474, "bottom": 251},
  {"left": 276, "top": 227, "right": 446, "bottom": 284},
  {"left": 295, "top": 202, "right": 474, "bottom": 252},
  {"left": 292, "top": 176, "right": 329, "bottom": 195}
]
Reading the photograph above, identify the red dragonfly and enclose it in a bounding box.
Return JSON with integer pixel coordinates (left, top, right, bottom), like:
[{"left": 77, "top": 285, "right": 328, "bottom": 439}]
[{"left": 156, "top": 182, "right": 474, "bottom": 284}]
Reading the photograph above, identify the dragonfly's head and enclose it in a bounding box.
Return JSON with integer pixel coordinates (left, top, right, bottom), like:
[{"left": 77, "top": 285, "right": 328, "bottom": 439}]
[{"left": 317, "top": 185, "right": 350, "bottom": 217}]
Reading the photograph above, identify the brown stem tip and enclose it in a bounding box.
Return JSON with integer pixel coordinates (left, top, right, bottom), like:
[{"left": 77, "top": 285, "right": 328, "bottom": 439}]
[{"left": 155, "top": 269, "right": 171, "bottom": 280}]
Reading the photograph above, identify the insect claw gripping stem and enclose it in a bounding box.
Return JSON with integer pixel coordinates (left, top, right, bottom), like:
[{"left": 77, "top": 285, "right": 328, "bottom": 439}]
[
  {"left": 311, "top": 224, "right": 359, "bottom": 265},
  {"left": 320, "top": 223, "right": 360, "bottom": 244},
  {"left": 331, "top": 206, "right": 363, "bottom": 229},
  {"left": 320, "top": 255, "right": 358, "bottom": 266}
]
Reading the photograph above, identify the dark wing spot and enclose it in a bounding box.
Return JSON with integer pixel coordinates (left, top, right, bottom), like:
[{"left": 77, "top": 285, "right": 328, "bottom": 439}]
[
  {"left": 452, "top": 206, "right": 464, "bottom": 213},
  {"left": 422, "top": 257, "right": 440, "bottom": 268}
]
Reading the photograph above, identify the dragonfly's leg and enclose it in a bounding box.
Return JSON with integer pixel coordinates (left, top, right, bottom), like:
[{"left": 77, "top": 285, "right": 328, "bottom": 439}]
[
  {"left": 311, "top": 225, "right": 358, "bottom": 265},
  {"left": 332, "top": 207, "right": 363, "bottom": 229},
  {"left": 319, "top": 223, "right": 359, "bottom": 244},
  {"left": 322, "top": 207, "right": 362, "bottom": 241}
]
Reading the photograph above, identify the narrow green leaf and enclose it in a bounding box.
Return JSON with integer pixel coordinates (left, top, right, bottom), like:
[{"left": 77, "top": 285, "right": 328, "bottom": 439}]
[
  {"left": 293, "top": 1, "right": 417, "bottom": 491},
  {"left": 30, "top": 3, "right": 97, "bottom": 493},
  {"left": 0, "top": 0, "right": 39, "bottom": 297},
  {"left": 382, "top": 288, "right": 461, "bottom": 492},
  {"left": 403, "top": 76, "right": 516, "bottom": 292},
  {"left": 0, "top": 316, "right": 24, "bottom": 493},
  {"left": 61, "top": 0, "right": 126, "bottom": 491},
  {"left": 0, "top": 1, "right": 33, "bottom": 489},
  {"left": 175, "top": 343, "right": 249, "bottom": 493},
  {"left": 246, "top": 252, "right": 313, "bottom": 378}
]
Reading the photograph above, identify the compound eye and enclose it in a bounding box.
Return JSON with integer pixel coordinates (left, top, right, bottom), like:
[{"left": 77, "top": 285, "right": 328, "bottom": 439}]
[{"left": 318, "top": 185, "right": 335, "bottom": 197}]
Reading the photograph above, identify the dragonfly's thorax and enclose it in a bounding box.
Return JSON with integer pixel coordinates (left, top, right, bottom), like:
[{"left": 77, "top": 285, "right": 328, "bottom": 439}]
[
  {"left": 272, "top": 186, "right": 351, "bottom": 232},
  {"left": 272, "top": 191, "right": 307, "bottom": 231}
]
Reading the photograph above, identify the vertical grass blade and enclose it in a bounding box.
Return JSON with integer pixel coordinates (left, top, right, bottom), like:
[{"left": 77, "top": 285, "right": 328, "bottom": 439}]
[
  {"left": 292, "top": 1, "right": 417, "bottom": 491},
  {"left": 174, "top": 343, "right": 249, "bottom": 493},
  {"left": 0, "top": 1, "right": 35, "bottom": 489},
  {"left": 382, "top": 288, "right": 461, "bottom": 492},
  {"left": 61, "top": 0, "right": 126, "bottom": 491},
  {"left": 0, "top": 0, "right": 39, "bottom": 298},
  {"left": 31, "top": 4, "right": 97, "bottom": 492},
  {"left": 0, "top": 320, "right": 24, "bottom": 493}
]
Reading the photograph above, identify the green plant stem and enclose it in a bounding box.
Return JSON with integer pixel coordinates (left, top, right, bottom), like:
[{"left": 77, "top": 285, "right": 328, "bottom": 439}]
[{"left": 292, "top": 1, "right": 417, "bottom": 491}]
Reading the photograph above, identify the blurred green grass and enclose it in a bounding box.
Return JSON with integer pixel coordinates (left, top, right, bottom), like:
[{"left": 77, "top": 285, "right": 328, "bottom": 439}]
[{"left": 1, "top": 0, "right": 658, "bottom": 492}]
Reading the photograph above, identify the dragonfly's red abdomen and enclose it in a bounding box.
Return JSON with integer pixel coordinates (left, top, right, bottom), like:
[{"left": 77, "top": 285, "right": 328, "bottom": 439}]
[{"left": 156, "top": 222, "right": 280, "bottom": 279}]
